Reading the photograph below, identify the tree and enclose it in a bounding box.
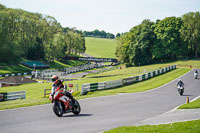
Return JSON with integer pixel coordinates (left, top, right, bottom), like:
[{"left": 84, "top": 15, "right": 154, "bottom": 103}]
[
  {"left": 116, "top": 33, "right": 121, "bottom": 38},
  {"left": 116, "top": 20, "right": 155, "bottom": 66},
  {"left": 152, "top": 17, "right": 185, "bottom": 62},
  {"left": 0, "top": 4, "right": 86, "bottom": 62},
  {"left": 180, "top": 12, "right": 200, "bottom": 59},
  {"left": 83, "top": 29, "right": 115, "bottom": 38}
]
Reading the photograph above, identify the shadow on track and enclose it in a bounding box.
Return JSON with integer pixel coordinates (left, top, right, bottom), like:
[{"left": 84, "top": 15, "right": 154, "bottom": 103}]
[
  {"left": 63, "top": 113, "right": 93, "bottom": 118},
  {"left": 182, "top": 94, "right": 193, "bottom": 96}
]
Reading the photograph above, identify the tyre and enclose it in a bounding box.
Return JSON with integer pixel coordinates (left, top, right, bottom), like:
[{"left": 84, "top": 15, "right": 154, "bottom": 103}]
[
  {"left": 178, "top": 89, "right": 181, "bottom": 95},
  {"left": 72, "top": 100, "right": 81, "bottom": 115},
  {"left": 179, "top": 89, "right": 183, "bottom": 96},
  {"left": 53, "top": 100, "right": 64, "bottom": 117},
  {"left": 180, "top": 90, "right": 183, "bottom": 95}
]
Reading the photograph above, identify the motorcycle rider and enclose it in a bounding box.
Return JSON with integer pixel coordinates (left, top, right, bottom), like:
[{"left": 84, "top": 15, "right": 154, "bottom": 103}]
[
  {"left": 51, "top": 75, "right": 75, "bottom": 106},
  {"left": 177, "top": 79, "right": 184, "bottom": 87},
  {"left": 194, "top": 70, "right": 198, "bottom": 78}
]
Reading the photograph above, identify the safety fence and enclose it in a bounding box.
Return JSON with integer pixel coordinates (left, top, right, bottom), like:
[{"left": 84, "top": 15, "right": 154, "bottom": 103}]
[
  {"left": 33, "top": 63, "right": 106, "bottom": 80},
  {"left": 0, "top": 63, "right": 105, "bottom": 78},
  {"left": 0, "top": 72, "right": 31, "bottom": 78},
  {"left": 44, "top": 83, "right": 79, "bottom": 97},
  {"left": 81, "top": 65, "right": 176, "bottom": 95},
  {"left": 0, "top": 91, "right": 26, "bottom": 102}
]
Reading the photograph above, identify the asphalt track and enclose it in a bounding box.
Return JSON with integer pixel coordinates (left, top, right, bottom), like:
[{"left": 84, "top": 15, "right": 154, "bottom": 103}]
[{"left": 0, "top": 69, "right": 200, "bottom": 133}]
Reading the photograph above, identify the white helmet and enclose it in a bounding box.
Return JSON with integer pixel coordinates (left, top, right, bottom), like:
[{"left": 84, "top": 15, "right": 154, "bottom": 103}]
[{"left": 52, "top": 75, "right": 58, "bottom": 82}]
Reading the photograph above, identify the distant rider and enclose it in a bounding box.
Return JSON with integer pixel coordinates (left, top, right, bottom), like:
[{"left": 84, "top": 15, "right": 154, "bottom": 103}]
[
  {"left": 177, "top": 79, "right": 184, "bottom": 87},
  {"left": 194, "top": 70, "right": 198, "bottom": 78},
  {"left": 51, "top": 75, "right": 75, "bottom": 105}
]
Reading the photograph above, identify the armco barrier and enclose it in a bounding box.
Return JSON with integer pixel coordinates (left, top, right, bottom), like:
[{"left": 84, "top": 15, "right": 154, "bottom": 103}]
[
  {"left": 81, "top": 65, "right": 176, "bottom": 95},
  {"left": 98, "top": 82, "right": 106, "bottom": 90},
  {"left": 1, "top": 91, "right": 26, "bottom": 101},
  {"left": 0, "top": 72, "right": 31, "bottom": 78},
  {"left": 81, "top": 79, "right": 123, "bottom": 95},
  {"left": 123, "top": 77, "right": 135, "bottom": 85},
  {"left": 0, "top": 93, "right": 5, "bottom": 101},
  {"left": 105, "top": 79, "right": 123, "bottom": 89}
]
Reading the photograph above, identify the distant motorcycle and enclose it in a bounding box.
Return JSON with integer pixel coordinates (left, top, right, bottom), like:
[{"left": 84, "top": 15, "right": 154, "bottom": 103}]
[
  {"left": 177, "top": 84, "right": 184, "bottom": 96},
  {"left": 194, "top": 72, "right": 198, "bottom": 79},
  {"left": 49, "top": 89, "right": 81, "bottom": 117}
]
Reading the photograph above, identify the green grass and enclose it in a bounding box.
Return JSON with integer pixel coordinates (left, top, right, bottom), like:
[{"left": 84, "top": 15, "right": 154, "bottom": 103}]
[
  {"left": 174, "top": 60, "right": 200, "bottom": 69},
  {"left": 178, "top": 98, "right": 200, "bottom": 109},
  {"left": 66, "top": 61, "right": 191, "bottom": 89},
  {"left": 0, "top": 82, "right": 52, "bottom": 109},
  {"left": 0, "top": 59, "right": 85, "bottom": 74},
  {"left": 0, "top": 64, "right": 32, "bottom": 74},
  {"left": 0, "top": 60, "right": 199, "bottom": 110},
  {"left": 75, "top": 68, "right": 190, "bottom": 99},
  {"left": 85, "top": 37, "right": 118, "bottom": 58},
  {"left": 104, "top": 120, "right": 200, "bottom": 133},
  {"left": 0, "top": 67, "right": 189, "bottom": 110}
]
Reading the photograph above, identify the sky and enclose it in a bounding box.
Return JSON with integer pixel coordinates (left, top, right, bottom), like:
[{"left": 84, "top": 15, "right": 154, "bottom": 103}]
[{"left": 0, "top": 0, "right": 200, "bottom": 35}]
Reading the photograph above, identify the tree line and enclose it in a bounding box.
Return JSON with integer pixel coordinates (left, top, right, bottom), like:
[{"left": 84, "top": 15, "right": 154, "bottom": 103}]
[
  {"left": 0, "top": 4, "right": 86, "bottom": 62},
  {"left": 115, "top": 12, "right": 200, "bottom": 66},
  {"left": 83, "top": 29, "right": 115, "bottom": 39}
]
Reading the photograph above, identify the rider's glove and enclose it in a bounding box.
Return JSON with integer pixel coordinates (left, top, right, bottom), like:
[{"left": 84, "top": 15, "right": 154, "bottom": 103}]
[{"left": 51, "top": 92, "right": 55, "bottom": 99}]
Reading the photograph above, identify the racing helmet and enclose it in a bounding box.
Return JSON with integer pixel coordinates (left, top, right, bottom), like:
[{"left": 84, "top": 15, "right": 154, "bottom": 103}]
[{"left": 52, "top": 75, "right": 59, "bottom": 82}]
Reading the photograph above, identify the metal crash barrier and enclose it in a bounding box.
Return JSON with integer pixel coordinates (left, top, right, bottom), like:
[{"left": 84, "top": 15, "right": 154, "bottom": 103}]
[{"left": 0, "top": 91, "right": 26, "bottom": 101}]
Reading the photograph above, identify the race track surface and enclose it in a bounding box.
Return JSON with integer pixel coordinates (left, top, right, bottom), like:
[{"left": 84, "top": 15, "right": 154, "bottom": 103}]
[{"left": 0, "top": 69, "right": 200, "bottom": 133}]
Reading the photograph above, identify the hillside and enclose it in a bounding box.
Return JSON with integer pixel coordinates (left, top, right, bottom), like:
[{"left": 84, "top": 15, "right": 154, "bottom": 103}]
[{"left": 85, "top": 37, "right": 118, "bottom": 58}]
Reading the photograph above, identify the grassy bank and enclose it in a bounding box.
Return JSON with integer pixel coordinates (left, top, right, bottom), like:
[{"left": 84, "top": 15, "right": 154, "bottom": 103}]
[
  {"left": 0, "top": 59, "right": 85, "bottom": 74},
  {"left": 77, "top": 68, "right": 190, "bottom": 99},
  {"left": 0, "top": 60, "right": 199, "bottom": 110},
  {"left": 104, "top": 120, "right": 200, "bottom": 133},
  {"left": 85, "top": 37, "right": 117, "bottom": 58},
  {"left": 0, "top": 67, "right": 189, "bottom": 110},
  {"left": 178, "top": 98, "right": 200, "bottom": 109}
]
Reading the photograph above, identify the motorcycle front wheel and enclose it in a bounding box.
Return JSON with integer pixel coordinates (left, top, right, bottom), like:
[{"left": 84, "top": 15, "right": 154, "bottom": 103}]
[
  {"left": 53, "top": 100, "right": 64, "bottom": 117},
  {"left": 72, "top": 100, "right": 81, "bottom": 115},
  {"left": 178, "top": 89, "right": 183, "bottom": 96}
]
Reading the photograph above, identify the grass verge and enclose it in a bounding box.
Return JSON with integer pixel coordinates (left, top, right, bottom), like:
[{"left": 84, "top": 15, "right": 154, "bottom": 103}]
[
  {"left": 104, "top": 120, "right": 200, "bottom": 133},
  {"left": 0, "top": 67, "right": 189, "bottom": 110},
  {"left": 77, "top": 68, "right": 190, "bottom": 99},
  {"left": 178, "top": 98, "right": 200, "bottom": 109}
]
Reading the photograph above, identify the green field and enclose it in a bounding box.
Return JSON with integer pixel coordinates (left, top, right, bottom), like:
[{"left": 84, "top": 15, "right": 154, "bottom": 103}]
[
  {"left": 1, "top": 60, "right": 198, "bottom": 110},
  {"left": 85, "top": 37, "right": 118, "bottom": 58}
]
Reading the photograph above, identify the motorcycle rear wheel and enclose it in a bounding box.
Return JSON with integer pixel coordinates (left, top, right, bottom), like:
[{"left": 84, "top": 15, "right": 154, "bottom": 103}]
[{"left": 53, "top": 100, "right": 64, "bottom": 117}]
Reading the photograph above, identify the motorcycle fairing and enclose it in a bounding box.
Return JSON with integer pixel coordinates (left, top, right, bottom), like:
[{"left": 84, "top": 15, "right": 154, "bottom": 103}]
[{"left": 59, "top": 95, "right": 69, "bottom": 103}]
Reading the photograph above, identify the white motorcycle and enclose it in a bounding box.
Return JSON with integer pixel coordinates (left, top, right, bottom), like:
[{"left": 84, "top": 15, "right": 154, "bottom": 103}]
[
  {"left": 194, "top": 72, "right": 198, "bottom": 79},
  {"left": 177, "top": 84, "right": 184, "bottom": 96}
]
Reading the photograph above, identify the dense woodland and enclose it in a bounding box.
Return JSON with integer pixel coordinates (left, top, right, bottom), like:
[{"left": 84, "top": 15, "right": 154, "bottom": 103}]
[
  {"left": 0, "top": 4, "right": 86, "bottom": 62},
  {"left": 83, "top": 29, "right": 115, "bottom": 39},
  {"left": 116, "top": 12, "right": 200, "bottom": 66},
  {"left": 1, "top": 4, "right": 200, "bottom": 66}
]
